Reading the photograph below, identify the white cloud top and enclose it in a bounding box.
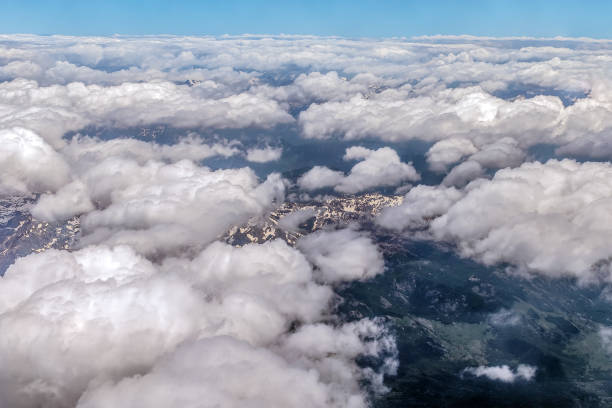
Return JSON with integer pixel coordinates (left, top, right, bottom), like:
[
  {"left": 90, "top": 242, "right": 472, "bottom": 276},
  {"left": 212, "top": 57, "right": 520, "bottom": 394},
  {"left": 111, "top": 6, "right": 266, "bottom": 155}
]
[
  {"left": 0, "top": 239, "right": 396, "bottom": 407},
  {"left": 0, "top": 127, "right": 70, "bottom": 195},
  {"left": 246, "top": 146, "right": 283, "bottom": 163},
  {"left": 380, "top": 159, "right": 612, "bottom": 283},
  {"left": 298, "top": 228, "right": 385, "bottom": 283},
  {"left": 299, "top": 146, "right": 420, "bottom": 194},
  {"left": 34, "top": 160, "right": 285, "bottom": 255},
  {"left": 462, "top": 365, "right": 537, "bottom": 382}
]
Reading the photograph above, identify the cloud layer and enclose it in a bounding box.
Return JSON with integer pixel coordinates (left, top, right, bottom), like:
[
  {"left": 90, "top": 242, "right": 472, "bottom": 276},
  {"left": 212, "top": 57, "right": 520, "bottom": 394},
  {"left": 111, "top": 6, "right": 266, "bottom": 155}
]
[
  {"left": 4, "top": 33, "right": 612, "bottom": 406},
  {"left": 3, "top": 34, "right": 612, "bottom": 165}
]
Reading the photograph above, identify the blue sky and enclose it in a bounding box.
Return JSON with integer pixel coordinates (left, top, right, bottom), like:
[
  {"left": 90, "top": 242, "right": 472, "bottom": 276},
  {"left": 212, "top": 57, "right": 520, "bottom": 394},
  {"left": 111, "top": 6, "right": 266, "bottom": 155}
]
[{"left": 3, "top": 0, "right": 612, "bottom": 38}]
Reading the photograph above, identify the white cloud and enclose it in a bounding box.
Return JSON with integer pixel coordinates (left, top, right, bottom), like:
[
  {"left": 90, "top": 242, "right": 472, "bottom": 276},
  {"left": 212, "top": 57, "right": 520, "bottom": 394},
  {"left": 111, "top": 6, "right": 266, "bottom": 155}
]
[
  {"left": 246, "top": 146, "right": 283, "bottom": 163},
  {"left": 3, "top": 35, "right": 612, "bottom": 161},
  {"left": 78, "top": 318, "right": 397, "bottom": 408},
  {"left": 0, "top": 238, "right": 395, "bottom": 408},
  {"left": 0, "top": 127, "right": 70, "bottom": 195},
  {"left": 32, "top": 180, "right": 94, "bottom": 221},
  {"left": 427, "top": 137, "right": 525, "bottom": 175},
  {"left": 62, "top": 134, "right": 240, "bottom": 169},
  {"left": 298, "top": 87, "right": 565, "bottom": 146},
  {"left": 77, "top": 337, "right": 357, "bottom": 408},
  {"left": 7, "top": 33, "right": 612, "bottom": 406},
  {"left": 0, "top": 116, "right": 399, "bottom": 408},
  {"left": 298, "top": 146, "right": 420, "bottom": 194},
  {"left": 0, "top": 79, "right": 293, "bottom": 147},
  {"left": 254, "top": 71, "right": 377, "bottom": 105},
  {"left": 33, "top": 159, "right": 285, "bottom": 256},
  {"left": 462, "top": 365, "right": 537, "bottom": 382},
  {"left": 297, "top": 166, "right": 345, "bottom": 191},
  {"left": 430, "top": 159, "right": 612, "bottom": 282},
  {"left": 279, "top": 319, "right": 398, "bottom": 394},
  {"left": 0, "top": 34, "right": 604, "bottom": 96},
  {"left": 0, "top": 245, "right": 203, "bottom": 408},
  {"left": 468, "top": 137, "right": 525, "bottom": 169},
  {"left": 379, "top": 159, "right": 612, "bottom": 283},
  {"left": 442, "top": 160, "right": 484, "bottom": 187},
  {"left": 377, "top": 185, "right": 463, "bottom": 231},
  {"left": 297, "top": 228, "right": 384, "bottom": 283},
  {"left": 163, "top": 240, "right": 334, "bottom": 343},
  {"left": 426, "top": 138, "right": 478, "bottom": 173},
  {"left": 427, "top": 137, "right": 528, "bottom": 187}
]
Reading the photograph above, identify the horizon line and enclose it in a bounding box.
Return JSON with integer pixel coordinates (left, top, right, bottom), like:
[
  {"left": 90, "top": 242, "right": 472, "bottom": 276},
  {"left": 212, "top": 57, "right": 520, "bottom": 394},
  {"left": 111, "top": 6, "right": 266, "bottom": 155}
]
[{"left": 1, "top": 33, "right": 612, "bottom": 42}]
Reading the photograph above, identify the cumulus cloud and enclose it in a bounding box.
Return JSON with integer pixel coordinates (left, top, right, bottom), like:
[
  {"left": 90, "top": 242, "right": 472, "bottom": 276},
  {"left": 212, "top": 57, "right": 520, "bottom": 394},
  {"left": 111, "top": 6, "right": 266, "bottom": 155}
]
[
  {"left": 468, "top": 137, "right": 525, "bottom": 169},
  {"left": 298, "top": 146, "right": 420, "bottom": 194},
  {"left": 0, "top": 127, "right": 70, "bottom": 195},
  {"left": 426, "top": 138, "right": 478, "bottom": 173},
  {"left": 299, "top": 87, "right": 565, "bottom": 146},
  {"left": 8, "top": 33, "right": 612, "bottom": 407},
  {"left": 377, "top": 185, "right": 463, "bottom": 231},
  {"left": 3, "top": 35, "right": 612, "bottom": 162},
  {"left": 62, "top": 134, "right": 240, "bottom": 169},
  {"left": 555, "top": 134, "right": 612, "bottom": 159},
  {"left": 32, "top": 180, "right": 94, "bottom": 221},
  {"left": 78, "top": 337, "right": 354, "bottom": 408},
  {"left": 79, "top": 318, "right": 397, "bottom": 408},
  {"left": 431, "top": 159, "right": 612, "bottom": 282},
  {"left": 461, "top": 365, "right": 537, "bottom": 382},
  {"left": 0, "top": 79, "right": 293, "bottom": 147},
  {"left": 33, "top": 159, "right": 285, "bottom": 256},
  {"left": 0, "top": 245, "right": 201, "bottom": 408},
  {"left": 380, "top": 159, "right": 612, "bottom": 283},
  {"left": 0, "top": 70, "right": 399, "bottom": 404},
  {"left": 0, "top": 34, "right": 604, "bottom": 96},
  {"left": 297, "top": 166, "right": 346, "bottom": 191},
  {"left": 0, "top": 238, "right": 395, "bottom": 408},
  {"left": 427, "top": 137, "right": 525, "bottom": 177},
  {"left": 254, "top": 71, "right": 377, "bottom": 105},
  {"left": 296, "top": 77, "right": 612, "bottom": 163},
  {"left": 297, "top": 228, "right": 384, "bottom": 283},
  {"left": 5, "top": 124, "right": 257, "bottom": 230},
  {"left": 246, "top": 146, "right": 283, "bottom": 163},
  {"left": 442, "top": 160, "right": 484, "bottom": 187}
]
